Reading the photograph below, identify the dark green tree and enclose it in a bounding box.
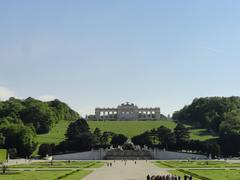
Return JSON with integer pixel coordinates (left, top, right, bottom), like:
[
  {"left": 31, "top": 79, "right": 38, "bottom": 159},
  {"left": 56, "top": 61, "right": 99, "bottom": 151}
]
[
  {"left": 93, "top": 128, "right": 102, "bottom": 146},
  {"left": 39, "top": 143, "right": 53, "bottom": 157},
  {"left": 64, "top": 118, "right": 96, "bottom": 151},
  {"left": 174, "top": 123, "right": 190, "bottom": 142},
  {"left": 110, "top": 134, "right": 128, "bottom": 148},
  {"left": 207, "top": 143, "right": 221, "bottom": 158},
  {"left": 131, "top": 132, "right": 152, "bottom": 147},
  {"left": 157, "top": 126, "right": 175, "bottom": 149},
  {"left": 65, "top": 118, "right": 90, "bottom": 140},
  {"left": 0, "top": 133, "right": 5, "bottom": 147}
]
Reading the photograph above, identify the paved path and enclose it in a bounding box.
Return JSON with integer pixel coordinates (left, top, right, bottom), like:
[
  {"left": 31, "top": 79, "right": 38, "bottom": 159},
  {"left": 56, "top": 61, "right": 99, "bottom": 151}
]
[{"left": 83, "top": 160, "right": 169, "bottom": 180}]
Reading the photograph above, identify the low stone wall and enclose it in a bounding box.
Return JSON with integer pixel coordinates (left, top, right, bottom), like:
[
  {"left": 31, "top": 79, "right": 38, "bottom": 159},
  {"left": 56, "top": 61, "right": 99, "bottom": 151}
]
[
  {"left": 104, "top": 149, "right": 153, "bottom": 160},
  {"left": 151, "top": 149, "right": 207, "bottom": 160},
  {"left": 53, "top": 149, "right": 207, "bottom": 160},
  {"left": 53, "top": 149, "right": 107, "bottom": 160}
]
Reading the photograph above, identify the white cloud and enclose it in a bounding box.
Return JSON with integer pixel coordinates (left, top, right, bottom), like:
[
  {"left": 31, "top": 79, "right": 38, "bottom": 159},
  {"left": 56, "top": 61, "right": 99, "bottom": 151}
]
[
  {"left": 38, "top": 95, "right": 57, "bottom": 102},
  {"left": 0, "top": 86, "right": 16, "bottom": 101}
]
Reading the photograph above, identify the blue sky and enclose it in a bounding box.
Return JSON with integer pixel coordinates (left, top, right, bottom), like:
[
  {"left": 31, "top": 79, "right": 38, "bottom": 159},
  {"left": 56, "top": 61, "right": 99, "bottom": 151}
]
[{"left": 1, "top": 1, "right": 240, "bottom": 116}]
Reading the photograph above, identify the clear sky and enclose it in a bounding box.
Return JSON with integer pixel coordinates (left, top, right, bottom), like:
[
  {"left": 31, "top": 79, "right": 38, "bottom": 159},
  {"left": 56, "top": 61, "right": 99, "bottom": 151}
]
[{"left": 1, "top": 1, "right": 240, "bottom": 116}]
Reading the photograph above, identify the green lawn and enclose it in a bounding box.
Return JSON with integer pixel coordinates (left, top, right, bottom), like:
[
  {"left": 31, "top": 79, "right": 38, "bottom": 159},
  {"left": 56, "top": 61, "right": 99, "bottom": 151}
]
[
  {"left": 156, "top": 160, "right": 240, "bottom": 180},
  {"left": 0, "top": 171, "right": 69, "bottom": 180},
  {"left": 4, "top": 161, "right": 101, "bottom": 180},
  {"left": 36, "top": 120, "right": 72, "bottom": 145},
  {"left": 155, "top": 160, "right": 240, "bottom": 168},
  {"left": 0, "top": 170, "right": 91, "bottom": 180},
  {"left": 88, "top": 120, "right": 217, "bottom": 140},
  {"left": 189, "top": 129, "right": 218, "bottom": 141},
  {"left": 189, "top": 169, "right": 240, "bottom": 180},
  {"left": 0, "top": 149, "right": 7, "bottom": 163},
  {"left": 89, "top": 120, "right": 176, "bottom": 138},
  {"left": 62, "top": 170, "right": 92, "bottom": 180},
  {"left": 10, "top": 161, "right": 104, "bottom": 168},
  {"left": 169, "top": 169, "right": 240, "bottom": 180}
]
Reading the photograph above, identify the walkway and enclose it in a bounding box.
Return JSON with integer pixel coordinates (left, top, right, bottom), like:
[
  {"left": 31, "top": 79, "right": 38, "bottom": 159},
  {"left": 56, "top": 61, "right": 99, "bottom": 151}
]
[{"left": 83, "top": 160, "right": 169, "bottom": 180}]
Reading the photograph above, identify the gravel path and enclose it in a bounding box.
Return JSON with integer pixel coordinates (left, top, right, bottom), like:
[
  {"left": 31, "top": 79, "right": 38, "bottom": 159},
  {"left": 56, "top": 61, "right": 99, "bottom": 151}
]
[{"left": 83, "top": 160, "right": 169, "bottom": 180}]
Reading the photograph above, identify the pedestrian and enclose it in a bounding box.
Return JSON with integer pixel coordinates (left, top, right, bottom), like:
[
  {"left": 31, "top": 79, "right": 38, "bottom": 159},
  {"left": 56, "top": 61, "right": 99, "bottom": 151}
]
[{"left": 147, "top": 174, "right": 150, "bottom": 180}]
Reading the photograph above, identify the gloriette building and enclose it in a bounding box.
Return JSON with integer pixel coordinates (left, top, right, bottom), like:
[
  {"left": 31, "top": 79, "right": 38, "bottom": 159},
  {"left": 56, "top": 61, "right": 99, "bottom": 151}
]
[{"left": 95, "top": 102, "right": 160, "bottom": 120}]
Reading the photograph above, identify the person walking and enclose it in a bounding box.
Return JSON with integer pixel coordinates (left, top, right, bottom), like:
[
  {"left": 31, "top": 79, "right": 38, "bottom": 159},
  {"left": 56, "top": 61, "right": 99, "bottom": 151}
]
[{"left": 147, "top": 174, "right": 150, "bottom": 180}]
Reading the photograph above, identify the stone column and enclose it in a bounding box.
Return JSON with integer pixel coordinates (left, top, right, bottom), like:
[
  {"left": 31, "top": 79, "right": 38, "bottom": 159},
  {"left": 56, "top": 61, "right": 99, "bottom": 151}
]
[
  {"left": 149, "top": 110, "right": 153, "bottom": 119},
  {"left": 105, "top": 111, "right": 109, "bottom": 120},
  {"left": 95, "top": 108, "right": 101, "bottom": 120},
  {"left": 155, "top": 108, "right": 161, "bottom": 119}
]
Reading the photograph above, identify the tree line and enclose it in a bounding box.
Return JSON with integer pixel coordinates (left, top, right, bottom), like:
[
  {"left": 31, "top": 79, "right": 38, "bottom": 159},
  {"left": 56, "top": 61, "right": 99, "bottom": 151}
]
[
  {"left": 131, "top": 124, "right": 220, "bottom": 158},
  {"left": 0, "top": 97, "right": 79, "bottom": 157},
  {"left": 173, "top": 96, "right": 240, "bottom": 156}
]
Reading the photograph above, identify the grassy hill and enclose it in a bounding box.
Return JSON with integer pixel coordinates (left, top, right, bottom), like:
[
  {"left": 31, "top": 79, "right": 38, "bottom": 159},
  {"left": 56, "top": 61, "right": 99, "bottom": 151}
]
[
  {"left": 88, "top": 120, "right": 175, "bottom": 138},
  {"left": 36, "top": 120, "right": 218, "bottom": 145},
  {"left": 36, "top": 120, "right": 72, "bottom": 145},
  {"left": 0, "top": 149, "right": 7, "bottom": 162}
]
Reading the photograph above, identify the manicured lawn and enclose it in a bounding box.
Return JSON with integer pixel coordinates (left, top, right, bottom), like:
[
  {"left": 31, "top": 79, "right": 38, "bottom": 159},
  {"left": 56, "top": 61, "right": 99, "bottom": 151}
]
[
  {"left": 88, "top": 120, "right": 176, "bottom": 138},
  {"left": 155, "top": 160, "right": 240, "bottom": 168},
  {"left": 0, "top": 149, "right": 7, "bottom": 163},
  {"left": 190, "top": 169, "right": 240, "bottom": 180},
  {"left": 169, "top": 169, "right": 240, "bottom": 180},
  {"left": 89, "top": 120, "right": 217, "bottom": 139},
  {"left": 4, "top": 161, "right": 101, "bottom": 180},
  {"left": 36, "top": 120, "right": 72, "bottom": 145},
  {"left": 157, "top": 160, "right": 240, "bottom": 180},
  {"left": 10, "top": 161, "right": 104, "bottom": 168},
  {"left": 63, "top": 170, "right": 92, "bottom": 180},
  {"left": 0, "top": 170, "right": 70, "bottom": 180}
]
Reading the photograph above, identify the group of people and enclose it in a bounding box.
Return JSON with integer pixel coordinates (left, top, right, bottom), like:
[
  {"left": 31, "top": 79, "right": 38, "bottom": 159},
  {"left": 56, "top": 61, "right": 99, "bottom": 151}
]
[
  {"left": 106, "top": 162, "right": 112, "bottom": 167},
  {"left": 147, "top": 174, "right": 193, "bottom": 180},
  {"left": 121, "top": 159, "right": 137, "bottom": 165}
]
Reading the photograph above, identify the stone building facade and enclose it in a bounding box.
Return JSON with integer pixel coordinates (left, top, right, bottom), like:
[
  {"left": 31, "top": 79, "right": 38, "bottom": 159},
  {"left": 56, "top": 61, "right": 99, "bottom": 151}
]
[{"left": 95, "top": 102, "right": 160, "bottom": 120}]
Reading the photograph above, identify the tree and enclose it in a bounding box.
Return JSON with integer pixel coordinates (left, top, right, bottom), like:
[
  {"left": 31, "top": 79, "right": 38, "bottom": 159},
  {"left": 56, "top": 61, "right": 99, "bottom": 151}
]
[
  {"left": 207, "top": 143, "right": 221, "bottom": 158},
  {"left": 8, "top": 148, "right": 17, "bottom": 159},
  {"left": 20, "top": 101, "right": 56, "bottom": 134},
  {"left": 65, "top": 118, "right": 90, "bottom": 140},
  {"left": 64, "top": 118, "right": 96, "bottom": 151},
  {"left": 0, "top": 97, "right": 79, "bottom": 157},
  {"left": 219, "top": 110, "right": 240, "bottom": 155},
  {"left": 174, "top": 123, "right": 190, "bottom": 150},
  {"left": 110, "top": 134, "right": 128, "bottom": 148},
  {"left": 0, "top": 124, "right": 37, "bottom": 157},
  {"left": 48, "top": 99, "right": 79, "bottom": 122},
  {"left": 71, "top": 132, "right": 96, "bottom": 151},
  {"left": 131, "top": 132, "right": 152, "bottom": 147},
  {"left": 39, "top": 143, "right": 53, "bottom": 157},
  {"left": 0, "top": 133, "right": 5, "bottom": 148},
  {"left": 100, "top": 131, "right": 114, "bottom": 147},
  {"left": 93, "top": 128, "right": 102, "bottom": 146},
  {"left": 157, "top": 126, "right": 175, "bottom": 149},
  {"left": 174, "top": 123, "right": 190, "bottom": 142}
]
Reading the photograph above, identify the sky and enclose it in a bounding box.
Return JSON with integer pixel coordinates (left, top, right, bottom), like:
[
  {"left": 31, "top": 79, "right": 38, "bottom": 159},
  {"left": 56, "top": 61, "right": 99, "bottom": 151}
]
[{"left": 1, "top": 0, "right": 240, "bottom": 116}]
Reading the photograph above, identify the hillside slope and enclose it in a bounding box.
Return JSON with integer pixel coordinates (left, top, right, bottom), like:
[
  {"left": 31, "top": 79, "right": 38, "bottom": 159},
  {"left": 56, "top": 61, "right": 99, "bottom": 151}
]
[{"left": 36, "top": 120, "right": 217, "bottom": 144}]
